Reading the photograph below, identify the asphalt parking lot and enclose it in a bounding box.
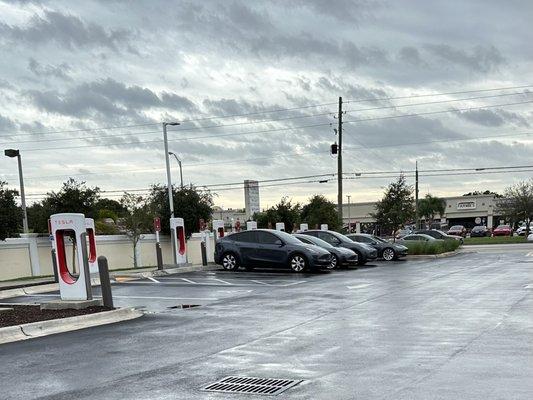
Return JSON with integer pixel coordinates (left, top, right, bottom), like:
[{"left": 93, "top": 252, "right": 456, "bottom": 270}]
[{"left": 2, "top": 245, "right": 533, "bottom": 399}]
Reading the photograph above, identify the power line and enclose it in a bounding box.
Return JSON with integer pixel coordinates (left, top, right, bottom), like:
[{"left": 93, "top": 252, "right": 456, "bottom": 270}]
[{"left": 3, "top": 89, "right": 531, "bottom": 145}]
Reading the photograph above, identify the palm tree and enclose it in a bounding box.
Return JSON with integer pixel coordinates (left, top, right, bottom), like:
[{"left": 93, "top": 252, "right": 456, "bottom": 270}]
[{"left": 418, "top": 194, "right": 446, "bottom": 228}]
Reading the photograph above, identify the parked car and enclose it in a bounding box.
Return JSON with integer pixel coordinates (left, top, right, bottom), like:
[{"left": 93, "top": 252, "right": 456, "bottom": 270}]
[
  {"left": 398, "top": 233, "right": 441, "bottom": 243},
  {"left": 415, "top": 229, "right": 464, "bottom": 244},
  {"left": 299, "top": 230, "right": 378, "bottom": 265},
  {"left": 214, "top": 229, "right": 332, "bottom": 272},
  {"left": 528, "top": 233, "right": 533, "bottom": 242},
  {"left": 447, "top": 225, "right": 466, "bottom": 237},
  {"left": 470, "top": 225, "right": 490, "bottom": 237},
  {"left": 492, "top": 224, "right": 512, "bottom": 237},
  {"left": 515, "top": 225, "right": 530, "bottom": 236},
  {"left": 293, "top": 233, "right": 358, "bottom": 268},
  {"left": 346, "top": 233, "right": 408, "bottom": 261},
  {"left": 395, "top": 228, "right": 413, "bottom": 239}
]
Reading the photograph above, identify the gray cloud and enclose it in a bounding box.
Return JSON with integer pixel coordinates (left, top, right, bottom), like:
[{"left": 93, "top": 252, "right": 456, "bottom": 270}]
[
  {"left": 456, "top": 109, "right": 530, "bottom": 127},
  {"left": 424, "top": 44, "right": 505, "bottom": 72},
  {"left": 0, "top": 10, "right": 132, "bottom": 51},
  {"left": 0, "top": 114, "right": 16, "bottom": 131},
  {"left": 28, "top": 58, "right": 72, "bottom": 80},
  {"left": 26, "top": 78, "right": 198, "bottom": 119}
]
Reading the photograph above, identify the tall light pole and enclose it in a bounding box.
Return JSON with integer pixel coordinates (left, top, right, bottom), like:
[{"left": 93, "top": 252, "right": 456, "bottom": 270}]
[
  {"left": 347, "top": 194, "right": 351, "bottom": 233},
  {"left": 4, "top": 149, "right": 29, "bottom": 233},
  {"left": 163, "top": 122, "right": 180, "bottom": 264},
  {"left": 168, "top": 151, "right": 183, "bottom": 188}
]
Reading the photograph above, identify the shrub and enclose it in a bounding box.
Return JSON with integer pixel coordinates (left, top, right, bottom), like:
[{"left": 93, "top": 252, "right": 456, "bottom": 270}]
[{"left": 405, "top": 239, "right": 460, "bottom": 255}]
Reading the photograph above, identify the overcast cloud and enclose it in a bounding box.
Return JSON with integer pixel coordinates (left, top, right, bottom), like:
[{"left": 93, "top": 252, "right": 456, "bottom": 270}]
[{"left": 0, "top": 0, "right": 532, "bottom": 208}]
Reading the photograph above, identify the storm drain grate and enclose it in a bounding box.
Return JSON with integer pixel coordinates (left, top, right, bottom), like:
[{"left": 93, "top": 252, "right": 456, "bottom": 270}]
[{"left": 202, "top": 376, "right": 303, "bottom": 396}]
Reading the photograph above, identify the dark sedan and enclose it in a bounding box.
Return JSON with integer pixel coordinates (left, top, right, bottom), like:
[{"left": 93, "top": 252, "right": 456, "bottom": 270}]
[
  {"left": 214, "top": 229, "right": 332, "bottom": 272},
  {"left": 300, "top": 230, "right": 378, "bottom": 265},
  {"left": 293, "top": 233, "right": 358, "bottom": 268},
  {"left": 346, "top": 233, "right": 408, "bottom": 261},
  {"left": 470, "top": 225, "right": 490, "bottom": 237},
  {"left": 415, "top": 229, "right": 464, "bottom": 244}
]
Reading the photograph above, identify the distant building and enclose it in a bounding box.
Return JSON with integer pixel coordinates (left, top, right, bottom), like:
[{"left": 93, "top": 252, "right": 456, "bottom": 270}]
[
  {"left": 342, "top": 193, "right": 504, "bottom": 232},
  {"left": 244, "top": 179, "right": 260, "bottom": 218},
  {"left": 212, "top": 206, "right": 247, "bottom": 228}
]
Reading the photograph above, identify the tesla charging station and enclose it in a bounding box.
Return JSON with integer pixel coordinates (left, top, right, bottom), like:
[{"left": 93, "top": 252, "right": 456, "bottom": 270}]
[
  {"left": 85, "top": 217, "right": 98, "bottom": 273},
  {"left": 321, "top": 224, "right": 328, "bottom": 231},
  {"left": 300, "top": 223, "right": 309, "bottom": 232},
  {"left": 50, "top": 213, "right": 92, "bottom": 301},
  {"left": 276, "top": 222, "right": 285, "bottom": 231},
  {"left": 170, "top": 217, "right": 187, "bottom": 264},
  {"left": 213, "top": 220, "right": 225, "bottom": 240},
  {"left": 247, "top": 221, "right": 257, "bottom": 230}
]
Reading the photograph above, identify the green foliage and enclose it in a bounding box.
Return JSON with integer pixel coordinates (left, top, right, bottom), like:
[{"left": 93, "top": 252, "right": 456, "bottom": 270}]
[
  {"left": 95, "top": 198, "right": 127, "bottom": 217},
  {"left": 0, "top": 181, "right": 22, "bottom": 240},
  {"left": 418, "top": 194, "right": 446, "bottom": 226},
  {"left": 147, "top": 184, "right": 213, "bottom": 236},
  {"left": 94, "top": 219, "right": 119, "bottom": 235},
  {"left": 404, "top": 239, "right": 460, "bottom": 255},
  {"left": 463, "top": 190, "right": 502, "bottom": 198},
  {"left": 27, "top": 178, "right": 101, "bottom": 233},
  {"left": 464, "top": 236, "right": 527, "bottom": 245},
  {"left": 254, "top": 197, "right": 300, "bottom": 231},
  {"left": 497, "top": 179, "right": 533, "bottom": 232},
  {"left": 300, "top": 195, "right": 340, "bottom": 231},
  {"left": 371, "top": 175, "right": 415, "bottom": 235},
  {"left": 97, "top": 209, "right": 118, "bottom": 222},
  {"left": 120, "top": 193, "right": 154, "bottom": 268}
]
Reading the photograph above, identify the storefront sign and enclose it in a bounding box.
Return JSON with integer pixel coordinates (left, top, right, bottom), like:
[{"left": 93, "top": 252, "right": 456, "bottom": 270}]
[{"left": 457, "top": 201, "right": 476, "bottom": 210}]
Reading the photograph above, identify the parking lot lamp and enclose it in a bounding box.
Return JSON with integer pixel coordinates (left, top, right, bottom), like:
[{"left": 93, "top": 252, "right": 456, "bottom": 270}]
[
  {"left": 162, "top": 122, "right": 180, "bottom": 264},
  {"left": 168, "top": 151, "right": 183, "bottom": 189},
  {"left": 4, "top": 149, "right": 29, "bottom": 233}
]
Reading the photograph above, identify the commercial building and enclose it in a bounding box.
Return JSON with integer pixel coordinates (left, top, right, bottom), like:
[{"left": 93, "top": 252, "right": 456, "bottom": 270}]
[{"left": 342, "top": 193, "right": 504, "bottom": 233}]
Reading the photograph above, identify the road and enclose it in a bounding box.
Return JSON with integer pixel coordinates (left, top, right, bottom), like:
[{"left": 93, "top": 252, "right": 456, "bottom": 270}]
[{"left": 1, "top": 246, "right": 532, "bottom": 399}]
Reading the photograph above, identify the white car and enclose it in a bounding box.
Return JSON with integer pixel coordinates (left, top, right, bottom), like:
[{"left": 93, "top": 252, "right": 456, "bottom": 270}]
[
  {"left": 528, "top": 233, "right": 533, "bottom": 242},
  {"left": 516, "top": 225, "right": 530, "bottom": 236}
]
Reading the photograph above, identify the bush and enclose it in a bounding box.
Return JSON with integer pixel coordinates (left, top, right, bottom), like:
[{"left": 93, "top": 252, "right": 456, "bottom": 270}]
[{"left": 405, "top": 239, "right": 460, "bottom": 255}]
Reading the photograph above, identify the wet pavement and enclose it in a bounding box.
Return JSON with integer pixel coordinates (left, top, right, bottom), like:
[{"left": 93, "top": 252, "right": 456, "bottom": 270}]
[{"left": 1, "top": 247, "right": 532, "bottom": 399}]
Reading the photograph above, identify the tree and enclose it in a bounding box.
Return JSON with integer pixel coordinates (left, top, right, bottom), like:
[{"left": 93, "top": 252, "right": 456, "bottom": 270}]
[
  {"left": 463, "top": 190, "right": 502, "bottom": 198},
  {"left": 254, "top": 197, "right": 300, "bottom": 230},
  {"left": 0, "top": 181, "right": 22, "bottom": 240},
  {"left": 371, "top": 175, "right": 415, "bottom": 236},
  {"left": 497, "top": 179, "right": 533, "bottom": 233},
  {"left": 301, "top": 195, "right": 341, "bottom": 231},
  {"left": 147, "top": 184, "right": 213, "bottom": 237},
  {"left": 27, "top": 178, "right": 101, "bottom": 233},
  {"left": 120, "top": 192, "right": 154, "bottom": 268},
  {"left": 418, "top": 194, "right": 446, "bottom": 228},
  {"left": 95, "top": 198, "right": 127, "bottom": 217}
]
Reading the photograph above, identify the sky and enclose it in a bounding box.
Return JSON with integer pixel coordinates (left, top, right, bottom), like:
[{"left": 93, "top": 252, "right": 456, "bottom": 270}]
[{"left": 0, "top": 0, "right": 532, "bottom": 210}]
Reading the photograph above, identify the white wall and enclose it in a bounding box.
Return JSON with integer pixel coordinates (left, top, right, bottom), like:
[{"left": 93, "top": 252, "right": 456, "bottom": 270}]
[{"left": 0, "top": 234, "right": 215, "bottom": 281}]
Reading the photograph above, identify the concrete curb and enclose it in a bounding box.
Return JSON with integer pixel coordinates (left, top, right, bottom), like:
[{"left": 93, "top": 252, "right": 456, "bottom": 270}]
[
  {"left": 114, "top": 263, "right": 220, "bottom": 280},
  {"left": 407, "top": 250, "right": 461, "bottom": 260},
  {"left": 0, "top": 307, "right": 143, "bottom": 345}
]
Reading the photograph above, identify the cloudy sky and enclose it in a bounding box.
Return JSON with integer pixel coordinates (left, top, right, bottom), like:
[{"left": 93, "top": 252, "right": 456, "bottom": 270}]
[{"left": 0, "top": 0, "right": 532, "bottom": 209}]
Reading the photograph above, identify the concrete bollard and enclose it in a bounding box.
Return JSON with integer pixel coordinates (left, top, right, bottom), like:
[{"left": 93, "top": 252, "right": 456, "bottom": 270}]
[
  {"left": 97, "top": 256, "right": 114, "bottom": 308},
  {"left": 155, "top": 242, "right": 163, "bottom": 270},
  {"left": 51, "top": 248, "right": 59, "bottom": 283},
  {"left": 200, "top": 241, "right": 208, "bottom": 266}
]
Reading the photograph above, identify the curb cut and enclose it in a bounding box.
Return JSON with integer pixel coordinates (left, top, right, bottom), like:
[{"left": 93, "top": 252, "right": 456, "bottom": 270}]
[{"left": 0, "top": 307, "right": 143, "bottom": 345}]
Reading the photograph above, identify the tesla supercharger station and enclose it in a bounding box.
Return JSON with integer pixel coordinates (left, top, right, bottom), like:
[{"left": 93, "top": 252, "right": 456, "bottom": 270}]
[
  {"left": 300, "top": 223, "right": 309, "bottom": 232},
  {"left": 321, "top": 224, "right": 328, "bottom": 231},
  {"left": 170, "top": 217, "right": 187, "bottom": 264},
  {"left": 85, "top": 218, "right": 98, "bottom": 273},
  {"left": 247, "top": 221, "right": 257, "bottom": 230},
  {"left": 50, "top": 213, "right": 92, "bottom": 301},
  {"left": 276, "top": 222, "right": 285, "bottom": 231},
  {"left": 213, "top": 219, "right": 225, "bottom": 241}
]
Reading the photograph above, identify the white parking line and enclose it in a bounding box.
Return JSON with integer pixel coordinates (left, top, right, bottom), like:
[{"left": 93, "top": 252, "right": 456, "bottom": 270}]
[
  {"left": 346, "top": 284, "right": 372, "bottom": 290},
  {"left": 210, "top": 278, "right": 233, "bottom": 285},
  {"left": 180, "top": 278, "right": 198, "bottom": 284},
  {"left": 250, "top": 280, "right": 272, "bottom": 286},
  {"left": 147, "top": 277, "right": 160, "bottom": 283},
  {"left": 279, "top": 281, "right": 307, "bottom": 287},
  {"left": 527, "top": 252, "right": 533, "bottom": 257}
]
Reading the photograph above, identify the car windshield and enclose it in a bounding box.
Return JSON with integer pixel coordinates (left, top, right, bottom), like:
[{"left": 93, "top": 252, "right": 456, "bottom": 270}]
[
  {"left": 330, "top": 231, "right": 350, "bottom": 242},
  {"left": 497, "top": 225, "right": 510, "bottom": 229},
  {"left": 472, "top": 226, "right": 485, "bottom": 231},
  {"left": 450, "top": 225, "right": 463, "bottom": 230},
  {"left": 297, "top": 235, "right": 334, "bottom": 249},
  {"left": 273, "top": 230, "right": 303, "bottom": 245},
  {"left": 372, "top": 236, "right": 387, "bottom": 243}
]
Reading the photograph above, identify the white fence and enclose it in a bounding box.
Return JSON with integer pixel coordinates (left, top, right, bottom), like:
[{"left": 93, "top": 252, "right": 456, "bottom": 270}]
[{"left": 0, "top": 233, "right": 215, "bottom": 281}]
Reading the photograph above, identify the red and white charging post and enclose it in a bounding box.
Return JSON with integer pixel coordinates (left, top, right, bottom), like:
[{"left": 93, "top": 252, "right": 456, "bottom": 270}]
[{"left": 154, "top": 217, "right": 163, "bottom": 270}]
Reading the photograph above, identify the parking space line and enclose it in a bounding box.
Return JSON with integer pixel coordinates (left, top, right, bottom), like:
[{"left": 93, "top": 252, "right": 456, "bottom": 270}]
[
  {"left": 279, "top": 281, "right": 307, "bottom": 287},
  {"left": 147, "top": 277, "right": 160, "bottom": 283},
  {"left": 210, "top": 278, "right": 233, "bottom": 285},
  {"left": 23, "top": 294, "right": 219, "bottom": 301},
  {"left": 250, "top": 280, "right": 272, "bottom": 286},
  {"left": 180, "top": 278, "right": 198, "bottom": 284}
]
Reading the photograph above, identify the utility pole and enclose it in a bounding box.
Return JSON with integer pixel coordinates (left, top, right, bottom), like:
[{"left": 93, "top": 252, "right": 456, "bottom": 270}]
[
  {"left": 415, "top": 160, "right": 419, "bottom": 229},
  {"left": 4, "top": 149, "right": 28, "bottom": 233},
  {"left": 347, "top": 194, "right": 351, "bottom": 232},
  {"left": 162, "top": 122, "right": 180, "bottom": 264},
  {"left": 337, "top": 97, "right": 343, "bottom": 223}
]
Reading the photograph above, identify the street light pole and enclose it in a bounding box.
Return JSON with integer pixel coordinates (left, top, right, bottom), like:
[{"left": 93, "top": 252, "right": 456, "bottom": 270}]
[
  {"left": 4, "top": 149, "right": 28, "bottom": 233},
  {"left": 347, "top": 194, "right": 351, "bottom": 233},
  {"left": 162, "top": 122, "right": 180, "bottom": 264},
  {"left": 169, "top": 152, "right": 183, "bottom": 188}
]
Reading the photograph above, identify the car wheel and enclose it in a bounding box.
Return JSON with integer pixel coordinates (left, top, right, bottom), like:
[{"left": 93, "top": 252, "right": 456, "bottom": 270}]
[
  {"left": 382, "top": 247, "right": 396, "bottom": 261},
  {"left": 289, "top": 254, "right": 307, "bottom": 272},
  {"left": 221, "top": 252, "right": 239, "bottom": 271},
  {"left": 328, "top": 254, "right": 338, "bottom": 270}
]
